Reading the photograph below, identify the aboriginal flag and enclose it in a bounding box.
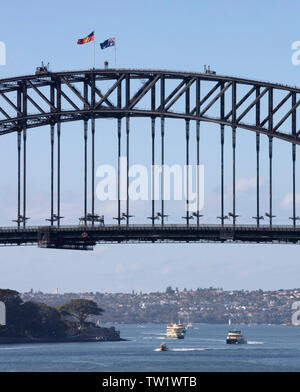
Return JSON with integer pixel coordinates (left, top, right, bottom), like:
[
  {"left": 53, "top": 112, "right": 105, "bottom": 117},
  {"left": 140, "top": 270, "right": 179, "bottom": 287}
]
[
  {"left": 77, "top": 31, "right": 94, "bottom": 45},
  {"left": 100, "top": 37, "right": 115, "bottom": 50}
]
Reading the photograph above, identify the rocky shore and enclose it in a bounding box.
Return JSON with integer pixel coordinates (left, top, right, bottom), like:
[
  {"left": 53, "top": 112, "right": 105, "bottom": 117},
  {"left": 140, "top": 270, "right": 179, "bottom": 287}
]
[{"left": 0, "top": 326, "right": 125, "bottom": 344}]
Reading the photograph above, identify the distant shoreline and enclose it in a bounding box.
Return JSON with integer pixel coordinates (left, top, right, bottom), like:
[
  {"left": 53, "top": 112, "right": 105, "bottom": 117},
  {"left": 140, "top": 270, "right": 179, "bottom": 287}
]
[{"left": 21, "top": 287, "right": 300, "bottom": 326}]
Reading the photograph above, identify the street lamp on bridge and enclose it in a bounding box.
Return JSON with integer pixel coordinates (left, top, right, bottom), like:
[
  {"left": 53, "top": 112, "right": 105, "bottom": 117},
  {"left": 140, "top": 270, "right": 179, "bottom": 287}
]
[
  {"left": 182, "top": 214, "right": 194, "bottom": 224},
  {"left": 252, "top": 216, "right": 264, "bottom": 225},
  {"left": 289, "top": 216, "right": 300, "bottom": 226},
  {"left": 147, "top": 212, "right": 168, "bottom": 225},
  {"left": 217, "top": 215, "right": 229, "bottom": 225},
  {"left": 45, "top": 214, "right": 64, "bottom": 225},
  {"left": 192, "top": 212, "right": 204, "bottom": 219},
  {"left": 228, "top": 212, "right": 240, "bottom": 225},
  {"left": 12, "top": 215, "right": 30, "bottom": 227},
  {"left": 113, "top": 212, "right": 135, "bottom": 225},
  {"left": 265, "top": 212, "right": 276, "bottom": 226}
]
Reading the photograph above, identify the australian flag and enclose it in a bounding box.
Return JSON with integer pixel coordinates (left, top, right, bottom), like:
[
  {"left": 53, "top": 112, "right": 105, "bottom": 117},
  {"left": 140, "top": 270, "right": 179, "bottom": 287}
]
[{"left": 100, "top": 37, "right": 115, "bottom": 50}]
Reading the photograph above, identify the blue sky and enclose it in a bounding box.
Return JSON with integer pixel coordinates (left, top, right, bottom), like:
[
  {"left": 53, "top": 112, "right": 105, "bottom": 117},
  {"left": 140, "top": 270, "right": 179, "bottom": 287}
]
[{"left": 1, "top": 0, "right": 300, "bottom": 293}]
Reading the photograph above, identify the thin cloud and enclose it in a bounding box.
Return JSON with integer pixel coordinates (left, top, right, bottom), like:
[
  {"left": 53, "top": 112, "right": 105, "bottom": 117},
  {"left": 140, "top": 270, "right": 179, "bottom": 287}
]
[
  {"left": 281, "top": 193, "right": 300, "bottom": 209},
  {"left": 234, "top": 176, "right": 264, "bottom": 193},
  {"left": 236, "top": 177, "right": 257, "bottom": 192}
]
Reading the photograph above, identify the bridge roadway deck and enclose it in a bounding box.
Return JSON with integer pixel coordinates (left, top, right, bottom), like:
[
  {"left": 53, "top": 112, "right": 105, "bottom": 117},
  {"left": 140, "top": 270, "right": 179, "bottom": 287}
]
[{"left": 0, "top": 224, "right": 299, "bottom": 250}]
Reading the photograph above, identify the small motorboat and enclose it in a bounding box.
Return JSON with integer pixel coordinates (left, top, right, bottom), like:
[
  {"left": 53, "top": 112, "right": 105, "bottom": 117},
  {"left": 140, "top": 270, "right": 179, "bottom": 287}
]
[{"left": 159, "top": 343, "right": 168, "bottom": 351}]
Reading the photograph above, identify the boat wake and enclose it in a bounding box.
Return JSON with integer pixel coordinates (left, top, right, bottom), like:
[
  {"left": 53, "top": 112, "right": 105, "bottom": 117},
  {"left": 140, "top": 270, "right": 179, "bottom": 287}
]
[
  {"left": 71, "top": 360, "right": 113, "bottom": 367},
  {"left": 247, "top": 341, "right": 264, "bottom": 345},
  {"left": 0, "top": 346, "right": 37, "bottom": 351},
  {"left": 171, "top": 348, "right": 206, "bottom": 352},
  {"left": 154, "top": 347, "right": 206, "bottom": 352}
]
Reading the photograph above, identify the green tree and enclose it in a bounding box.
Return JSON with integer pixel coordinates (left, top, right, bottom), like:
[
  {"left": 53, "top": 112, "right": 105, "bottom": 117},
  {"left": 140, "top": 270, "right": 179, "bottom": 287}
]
[
  {"left": 22, "top": 301, "right": 67, "bottom": 338},
  {"left": 0, "top": 290, "right": 68, "bottom": 338},
  {"left": 0, "top": 289, "right": 24, "bottom": 337},
  {"left": 166, "top": 286, "right": 174, "bottom": 294},
  {"left": 59, "top": 299, "right": 104, "bottom": 330}
]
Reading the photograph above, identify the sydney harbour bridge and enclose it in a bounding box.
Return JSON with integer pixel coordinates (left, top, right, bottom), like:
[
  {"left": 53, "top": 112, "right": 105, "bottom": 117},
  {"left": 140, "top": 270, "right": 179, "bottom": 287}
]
[{"left": 0, "top": 67, "right": 300, "bottom": 250}]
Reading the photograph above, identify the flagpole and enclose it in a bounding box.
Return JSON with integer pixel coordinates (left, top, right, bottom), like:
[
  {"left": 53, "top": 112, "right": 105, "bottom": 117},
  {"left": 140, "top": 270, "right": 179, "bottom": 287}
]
[
  {"left": 93, "top": 30, "right": 95, "bottom": 69},
  {"left": 114, "top": 37, "right": 117, "bottom": 68}
]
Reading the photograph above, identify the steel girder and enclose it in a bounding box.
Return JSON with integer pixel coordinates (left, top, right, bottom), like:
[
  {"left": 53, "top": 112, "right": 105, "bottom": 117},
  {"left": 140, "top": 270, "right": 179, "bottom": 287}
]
[
  {"left": 0, "top": 224, "right": 299, "bottom": 249},
  {"left": 0, "top": 69, "right": 300, "bottom": 144}
]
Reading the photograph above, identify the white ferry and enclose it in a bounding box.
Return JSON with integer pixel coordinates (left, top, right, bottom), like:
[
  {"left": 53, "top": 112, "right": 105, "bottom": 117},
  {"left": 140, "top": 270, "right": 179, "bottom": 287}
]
[
  {"left": 226, "top": 330, "right": 247, "bottom": 344},
  {"left": 166, "top": 323, "right": 186, "bottom": 339}
]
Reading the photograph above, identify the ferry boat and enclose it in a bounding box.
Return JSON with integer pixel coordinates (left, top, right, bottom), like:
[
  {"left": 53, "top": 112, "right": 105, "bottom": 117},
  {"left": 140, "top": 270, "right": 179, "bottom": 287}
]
[
  {"left": 226, "top": 330, "right": 247, "bottom": 344},
  {"left": 166, "top": 323, "right": 186, "bottom": 339}
]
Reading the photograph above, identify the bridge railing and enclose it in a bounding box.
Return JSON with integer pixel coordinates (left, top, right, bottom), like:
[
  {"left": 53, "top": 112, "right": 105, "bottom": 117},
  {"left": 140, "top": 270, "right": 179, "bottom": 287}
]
[{"left": 0, "top": 223, "right": 299, "bottom": 232}]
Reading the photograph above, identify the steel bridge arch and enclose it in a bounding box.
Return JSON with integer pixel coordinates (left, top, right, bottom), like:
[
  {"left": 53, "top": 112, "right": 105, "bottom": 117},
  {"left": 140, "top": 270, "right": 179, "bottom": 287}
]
[
  {"left": 1, "top": 68, "right": 300, "bottom": 248},
  {"left": 0, "top": 68, "right": 300, "bottom": 145}
]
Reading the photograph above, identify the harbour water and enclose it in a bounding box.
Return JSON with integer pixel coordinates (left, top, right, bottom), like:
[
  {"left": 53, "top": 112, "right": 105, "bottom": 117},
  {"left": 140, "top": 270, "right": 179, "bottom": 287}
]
[{"left": 1, "top": 324, "right": 300, "bottom": 372}]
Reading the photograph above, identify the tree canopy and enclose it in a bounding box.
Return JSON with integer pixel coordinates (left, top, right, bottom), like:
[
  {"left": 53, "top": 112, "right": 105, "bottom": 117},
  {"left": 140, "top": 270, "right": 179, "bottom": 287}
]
[
  {"left": 21, "top": 301, "right": 68, "bottom": 338},
  {"left": 0, "top": 290, "right": 106, "bottom": 338},
  {"left": 59, "top": 299, "right": 104, "bottom": 329},
  {"left": 0, "top": 290, "right": 68, "bottom": 338}
]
